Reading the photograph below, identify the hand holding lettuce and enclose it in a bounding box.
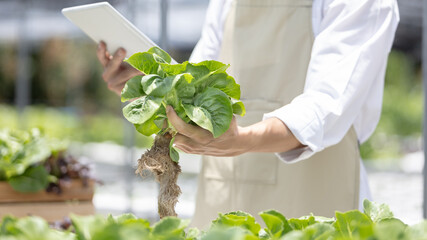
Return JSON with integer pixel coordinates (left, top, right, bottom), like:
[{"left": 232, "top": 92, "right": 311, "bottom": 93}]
[
  {"left": 121, "top": 47, "right": 245, "bottom": 218},
  {"left": 121, "top": 47, "right": 245, "bottom": 154}
]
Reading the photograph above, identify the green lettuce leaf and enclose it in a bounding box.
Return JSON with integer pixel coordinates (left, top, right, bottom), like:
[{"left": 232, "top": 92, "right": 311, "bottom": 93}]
[
  {"left": 121, "top": 75, "right": 145, "bottom": 102},
  {"left": 148, "top": 47, "right": 172, "bottom": 64},
  {"left": 303, "top": 222, "right": 335, "bottom": 240},
  {"left": 161, "top": 62, "right": 188, "bottom": 76},
  {"left": 141, "top": 74, "right": 173, "bottom": 97},
  {"left": 91, "top": 220, "right": 151, "bottom": 240},
  {"left": 282, "top": 223, "right": 335, "bottom": 240},
  {"left": 333, "top": 210, "right": 374, "bottom": 239},
  {"left": 169, "top": 136, "right": 179, "bottom": 163},
  {"left": 134, "top": 116, "right": 161, "bottom": 136},
  {"left": 195, "top": 73, "right": 240, "bottom": 100},
  {"left": 122, "top": 96, "right": 163, "bottom": 125},
  {"left": 0, "top": 128, "right": 58, "bottom": 194},
  {"left": 211, "top": 211, "right": 261, "bottom": 236},
  {"left": 1, "top": 216, "right": 75, "bottom": 240},
  {"left": 71, "top": 214, "right": 108, "bottom": 240},
  {"left": 107, "top": 213, "right": 138, "bottom": 223},
  {"left": 0, "top": 129, "right": 51, "bottom": 179},
  {"left": 363, "top": 199, "right": 394, "bottom": 223},
  {"left": 183, "top": 88, "right": 233, "bottom": 138},
  {"left": 373, "top": 218, "right": 408, "bottom": 240},
  {"left": 288, "top": 215, "right": 317, "bottom": 230},
  {"left": 125, "top": 52, "right": 160, "bottom": 75},
  {"left": 406, "top": 220, "right": 427, "bottom": 240},
  {"left": 185, "top": 228, "right": 200, "bottom": 240},
  {"left": 8, "top": 165, "right": 49, "bottom": 193},
  {"left": 232, "top": 101, "right": 246, "bottom": 117},
  {"left": 201, "top": 227, "right": 257, "bottom": 240},
  {"left": 193, "top": 60, "right": 229, "bottom": 73},
  {"left": 151, "top": 217, "right": 189, "bottom": 239},
  {"left": 259, "top": 210, "right": 293, "bottom": 238}
]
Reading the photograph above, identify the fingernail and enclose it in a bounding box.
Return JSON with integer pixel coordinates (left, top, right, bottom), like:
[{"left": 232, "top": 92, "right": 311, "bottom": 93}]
[{"left": 166, "top": 106, "right": 172, "bottom": 113}]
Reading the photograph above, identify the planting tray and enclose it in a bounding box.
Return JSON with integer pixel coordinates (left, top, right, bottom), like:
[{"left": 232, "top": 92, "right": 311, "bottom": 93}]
[
  {"left": 0, "top": 179, "right": 94, "bottom": 203},
  {"left": 0, "top": 179, "right": 95, "bottom": 222}
]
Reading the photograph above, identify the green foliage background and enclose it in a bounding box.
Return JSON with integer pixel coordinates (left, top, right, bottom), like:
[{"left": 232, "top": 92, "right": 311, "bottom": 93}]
[
  {"left": 0, "top": 105, "right": 152, "bottom": 148},
  {"left": 360, "top": 51, "right": 422, "bottom": 160}
]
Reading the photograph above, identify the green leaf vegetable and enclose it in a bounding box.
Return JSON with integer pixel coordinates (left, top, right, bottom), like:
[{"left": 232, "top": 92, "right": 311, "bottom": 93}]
[
  {"left": 121, "top": 47, "right": 244, "bottom": 162},
  {"left": 120, "top": 47, "right": 245, "bottom": 218},
  {"left": 8, "top": 165, "right": 49, "bottom": 193},
  {"left": 0, "top": 128, "right": 52, "bottom": 192},
  {"left": 1, "top": 200, "right": 426, "bottom": 240}
]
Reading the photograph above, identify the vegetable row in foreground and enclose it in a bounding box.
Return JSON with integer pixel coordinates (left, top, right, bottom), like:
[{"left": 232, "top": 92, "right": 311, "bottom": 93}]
[{"left": 1, "top": 199, "right": 427, "bottom": 240}]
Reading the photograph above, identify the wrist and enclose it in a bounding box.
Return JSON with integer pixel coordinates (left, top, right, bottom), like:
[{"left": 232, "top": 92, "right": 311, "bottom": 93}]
[
  {"left": 233, "top": 126, "right": 258, "bottom": 155},
  {"left": 241, "top": 118, "right": 303, "bottom": 153}
]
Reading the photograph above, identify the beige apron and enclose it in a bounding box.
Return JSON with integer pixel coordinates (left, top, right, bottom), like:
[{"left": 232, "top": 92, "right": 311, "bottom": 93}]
[{"left": 191, "top": 0, "right": 360, "bottom": 228}]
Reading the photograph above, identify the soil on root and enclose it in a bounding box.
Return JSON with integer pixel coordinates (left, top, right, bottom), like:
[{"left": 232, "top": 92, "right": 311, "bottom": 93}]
[{"left": 135, "top": 134, "right": 182, "bottom": 218}]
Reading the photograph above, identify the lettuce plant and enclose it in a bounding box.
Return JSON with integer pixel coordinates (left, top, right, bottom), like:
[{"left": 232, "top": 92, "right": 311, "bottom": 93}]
[
  {"left": 0, "top": 128, "right": 90, "bottom": 194},
  {"left": 121, "top": 47, "right": 245, "bottom": 161},
  {"left": 121, "top": 47, "right": 245, "bottom": 218},
  {"left": 0, "top": 129, "right": 51, "bottom": 193},
  {"left": 2, "top": 200, "right": 426, "bottom": 240}
]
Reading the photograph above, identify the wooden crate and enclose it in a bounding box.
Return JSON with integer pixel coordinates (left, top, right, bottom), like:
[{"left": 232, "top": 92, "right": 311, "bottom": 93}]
[{"left": 0, "top": 179, "right": 95, "bottom": 222}]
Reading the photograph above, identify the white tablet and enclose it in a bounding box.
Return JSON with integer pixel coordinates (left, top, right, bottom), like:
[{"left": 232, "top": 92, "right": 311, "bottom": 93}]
[{"left": 62, "top": 2, "right": 176, "bottom": 62}]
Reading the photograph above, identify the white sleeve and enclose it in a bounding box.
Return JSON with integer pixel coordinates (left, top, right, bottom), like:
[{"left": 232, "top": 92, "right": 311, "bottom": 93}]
[
  {"left": 263, "top": 0, "right": 399, "bottom": 163},
  {"left": 189, "top": 0, "right": 228, "bottom": 62}
]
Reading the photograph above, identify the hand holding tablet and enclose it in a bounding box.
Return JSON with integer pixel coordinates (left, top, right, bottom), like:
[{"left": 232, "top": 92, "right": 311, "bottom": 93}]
[
  {"left": 62, "top": 2, "right": 175, "bottom": 95},
  {"left": 62, "top": 2, "right": 173, "bottom": 60}
]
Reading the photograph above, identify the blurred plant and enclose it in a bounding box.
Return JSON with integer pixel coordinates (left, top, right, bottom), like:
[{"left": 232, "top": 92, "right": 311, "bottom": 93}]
[
  {"left": 0, "top": 44, "right": 16, "bottom": 103},
  {"left": 0, "top": 38, "right": 120, "bottom": 113},
  {"left": 3, "top": 199, "right": 427, "bottom": 240},
  {"left": 0, "top": 128, "right": 51, "bottom": 192},
  {"left": 0, "top": 104, "right": 152, "bottom": 148},
  {"left": 360, "top": 50, "right": 422, "bottom": 160}
]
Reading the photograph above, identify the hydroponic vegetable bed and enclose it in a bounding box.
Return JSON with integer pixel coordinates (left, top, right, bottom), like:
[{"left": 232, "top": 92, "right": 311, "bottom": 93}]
[
  {"left": 0, "top": 128, "right": 95, "bottom": 221},
  {"left": 1, "top": 200, "right": 426, "bottom": 240}
]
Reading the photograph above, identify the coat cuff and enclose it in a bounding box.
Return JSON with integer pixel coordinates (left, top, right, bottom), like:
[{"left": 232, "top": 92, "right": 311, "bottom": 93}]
[{"left": 263, "top": 102, "right": 324, "bottom": 163}]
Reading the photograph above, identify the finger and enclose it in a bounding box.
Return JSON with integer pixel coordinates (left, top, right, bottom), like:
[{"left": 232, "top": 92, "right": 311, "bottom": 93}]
[
  {"left": 174, "top": 144, "right": 192, "bottom": 154},
  {"left": 172, "top": 136, "right": 194, "bottom": 153},
  {"left": 96, "top": 41, "right": 109, "bottom": 67},
  {"left": 174, "top": 133, "right": 197, "bottom": 148},
  {"left": 174, "top": 134, "right": 214, "bottom": 155},
  {"left": 166, "top": 106, "right": 201, "bottom": 138},
  {"left": 108, "top": 81, "right": 126, "bottom": 95},
  {"left": 175, "top": 144, "right": 205, "bottom": 155},
  {"left": 108, "top": 68, "right": 143, "bottom": 95},
  {"left": 115, "top": 66, "right": 142, "bottom": 84},
  {"left": 103, "top": 48, "right": 126, "bottom": 80}
]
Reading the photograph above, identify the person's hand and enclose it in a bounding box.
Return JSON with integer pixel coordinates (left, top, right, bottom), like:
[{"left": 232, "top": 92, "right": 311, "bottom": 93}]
[
  {"left": 166, "top": 105, "right": 304, "bottom": 157},
  {"left": 96, "top": 41, "right": 142, "bottom": 95},
  {"left": 166, "top": 106, "right": 250, "bottom": 157}
]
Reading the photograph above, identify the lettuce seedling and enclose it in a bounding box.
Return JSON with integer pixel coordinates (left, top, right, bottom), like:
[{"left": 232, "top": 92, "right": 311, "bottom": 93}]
[
  {"left": 121, "top": 47, "right": 245, "bottom": 218},
  {"left": 0, "top": 128, "right": 51, "bottom": 193}
]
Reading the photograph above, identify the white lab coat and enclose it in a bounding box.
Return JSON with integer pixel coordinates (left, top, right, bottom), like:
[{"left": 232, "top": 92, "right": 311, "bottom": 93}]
[{"left": 190, "top": 0, "right": 400, "bottom": 210}]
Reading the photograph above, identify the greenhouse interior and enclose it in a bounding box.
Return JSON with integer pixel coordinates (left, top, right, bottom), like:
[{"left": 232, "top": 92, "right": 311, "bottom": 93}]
[{"left": 0, "top": 0, "right": 426, "bottom": 239}]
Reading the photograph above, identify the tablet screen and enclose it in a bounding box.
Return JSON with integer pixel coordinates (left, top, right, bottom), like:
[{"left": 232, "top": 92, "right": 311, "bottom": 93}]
[{"left": 62, "top": 2, "right": 174, "bottom": 62}]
